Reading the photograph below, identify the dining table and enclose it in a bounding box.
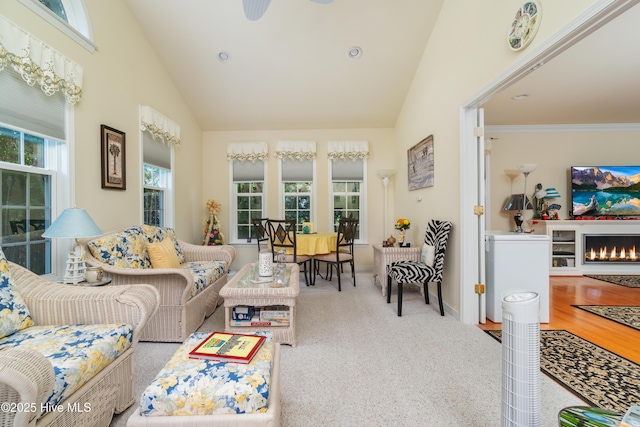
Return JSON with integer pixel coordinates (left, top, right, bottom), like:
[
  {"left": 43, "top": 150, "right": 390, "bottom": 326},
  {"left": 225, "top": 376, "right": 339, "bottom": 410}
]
[{"left": 291, "top": 231, "right": 338, "bottom": 256}]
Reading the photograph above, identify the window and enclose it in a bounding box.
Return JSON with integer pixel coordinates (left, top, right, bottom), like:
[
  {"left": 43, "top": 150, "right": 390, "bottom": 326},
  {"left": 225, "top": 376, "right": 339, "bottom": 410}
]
[
  {"left": 0, "top": 126, "right": 59, "bottom": 275},
  {"left": 142, "top": 130, "right": 172, "bottom": 227},
  {"left": 19, "top": 0, "right": 96, "bottom": 52},
  {"left": 282, "top": 159, "right": 313, "bottom": 232},
  {"left": 231, "top": 161, "right": 265, "bottom": 242},
  {"left": 331, "top": 159, "right": 365, "bottom": 241}
]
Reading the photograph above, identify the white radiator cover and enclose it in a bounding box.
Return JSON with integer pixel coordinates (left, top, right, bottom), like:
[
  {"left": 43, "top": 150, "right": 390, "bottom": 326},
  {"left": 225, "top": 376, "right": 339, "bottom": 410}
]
[{"left": 501, "top": 292, "right": 541, "bottom": 427}]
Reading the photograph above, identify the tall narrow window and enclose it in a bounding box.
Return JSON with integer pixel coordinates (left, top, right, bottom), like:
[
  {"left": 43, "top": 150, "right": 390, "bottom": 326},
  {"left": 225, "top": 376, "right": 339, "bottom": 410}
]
[
  {"left": 142, "top": 130, "right": 171, "bottom": 227},
  {"left": 276, "top": 141, "right": 316, "bottom": 233},
  {"left": 228, "top": 142, "right": 268, "bottom": 243},
  {"left": 328, "top": 141, "right": 368, "bottom": 242},
  {"left": 282, "top": 160, "right": 313, "bottom": 230},
  {"left": 140, "top": 106, "right": 177, "bottom": 228},
  {"left": 0, "top": 127, "right": 58, "bottom": 275}
]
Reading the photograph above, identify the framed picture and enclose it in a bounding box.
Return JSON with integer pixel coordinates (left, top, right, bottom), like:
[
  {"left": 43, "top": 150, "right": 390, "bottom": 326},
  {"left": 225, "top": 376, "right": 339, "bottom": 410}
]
[
  {"left": 100, "top": 125, "right": 126, "bottom": 190},
  {"left": 407, "top": 135, "right": 434, "bottom": 190}
]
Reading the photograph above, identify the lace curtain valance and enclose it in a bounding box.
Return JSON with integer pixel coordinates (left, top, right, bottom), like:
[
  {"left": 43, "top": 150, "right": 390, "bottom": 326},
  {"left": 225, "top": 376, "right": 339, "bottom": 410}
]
[
  {"left": 0, "top": 15, "right": 83, "bottom": 105},
  {"left": 327, "top": 140, "right": 369, "bottom": 160},
  {"left": 275, "top": 141, "right": 317, "bottom": 161},
  {"left": 140, "top": 105, "right": 181, "bottom": 146},
  {"left": 227, "top": 142, "right": 269, "bottom": 162}
]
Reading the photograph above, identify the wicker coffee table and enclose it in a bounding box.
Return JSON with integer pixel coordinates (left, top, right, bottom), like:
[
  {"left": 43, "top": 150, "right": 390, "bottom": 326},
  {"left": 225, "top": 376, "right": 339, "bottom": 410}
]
[{"left": 220, "top": 262, "right": 300, "bottom": 346}]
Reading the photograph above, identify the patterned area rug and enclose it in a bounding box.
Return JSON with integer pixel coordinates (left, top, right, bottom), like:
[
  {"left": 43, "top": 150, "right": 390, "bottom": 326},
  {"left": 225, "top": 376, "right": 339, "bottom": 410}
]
[
  {"left": 573, "top": 305, "right": 640, "bottom": 332},
  {"left": 486, "top": 330, "right": 640, "bottom": 413},
  {"left": 584, "top": 274, "right": 640, "bottom": 288}
]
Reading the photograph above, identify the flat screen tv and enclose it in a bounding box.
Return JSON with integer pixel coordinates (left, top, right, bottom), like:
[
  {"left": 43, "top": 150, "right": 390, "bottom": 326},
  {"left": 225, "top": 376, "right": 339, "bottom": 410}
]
[{"left": 571, "top": 166, "right": 640, "bottom": 217}]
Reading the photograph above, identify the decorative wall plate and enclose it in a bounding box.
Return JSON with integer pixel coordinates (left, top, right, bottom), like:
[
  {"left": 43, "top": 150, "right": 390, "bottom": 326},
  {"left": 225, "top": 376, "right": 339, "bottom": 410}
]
[{"left": 508, "top": 1, "right": 542, "bottom": 51}]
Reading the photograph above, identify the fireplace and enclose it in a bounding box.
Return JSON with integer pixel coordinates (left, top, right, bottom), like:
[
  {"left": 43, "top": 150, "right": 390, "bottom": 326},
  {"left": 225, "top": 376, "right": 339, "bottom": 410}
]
[{"left": 583, "top": 234, "right": 640, "bottom": 263}]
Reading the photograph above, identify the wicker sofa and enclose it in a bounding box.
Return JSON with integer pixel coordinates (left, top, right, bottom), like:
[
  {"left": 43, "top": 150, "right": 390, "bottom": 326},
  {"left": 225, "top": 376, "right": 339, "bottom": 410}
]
[
  {"left": 79, "top": 225, "right": 236, "bottom": 343},
  {"left": 0, "top": 257, "right": 159, "bottom": 427}
]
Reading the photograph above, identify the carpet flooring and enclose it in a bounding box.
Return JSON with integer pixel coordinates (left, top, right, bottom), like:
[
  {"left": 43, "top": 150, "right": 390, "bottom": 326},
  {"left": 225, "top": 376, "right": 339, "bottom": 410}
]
[
  {"left": 110, "top": 271, "right": 582, "bottom": 426},
  {"left": 584, "top": 274, "right": 640, "bottom": 288},
  {"left": 486, "top": 330, "right": 640, "bottom": 414},
  {"left": 573, "top": 305, "right": 640, "bottom": 332}
]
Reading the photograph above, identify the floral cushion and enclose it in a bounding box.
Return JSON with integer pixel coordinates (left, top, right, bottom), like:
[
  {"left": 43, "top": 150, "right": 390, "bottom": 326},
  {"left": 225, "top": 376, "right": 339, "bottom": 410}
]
[
  {"left": 141, "top": 225, "right": 186, "bottom": 264},
  {"left": 0, "top": 323, "right": 133, "bottom": 415},
  {"left": 185, "top": 261, "right": 227, "bottom": 298},
  {"left": 139, "top": 331, "right": 273, "bottom": 416},
  {"left": 88, "top": 226, "right": 151, "bottom": 269},
  {"left": 0, "top": 249, "right": 33, "bottom": 339}
]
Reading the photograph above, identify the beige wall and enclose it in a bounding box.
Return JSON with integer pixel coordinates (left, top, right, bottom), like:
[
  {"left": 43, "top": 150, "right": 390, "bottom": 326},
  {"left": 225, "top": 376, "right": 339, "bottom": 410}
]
[
  {"left": 203, "top": 128, "right": 397, "bottom": 271},
  {"left": 393, "top": 0, "right": 598, "bottom": 317},
  {"left": 4, "top": 0, "right": 204, "bottom": 243},
  {"left": 487, "top": 129, "right": 640, "bottom": 231}
]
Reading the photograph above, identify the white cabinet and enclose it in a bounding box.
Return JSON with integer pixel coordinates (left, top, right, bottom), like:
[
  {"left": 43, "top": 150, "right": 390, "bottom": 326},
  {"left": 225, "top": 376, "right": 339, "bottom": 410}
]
[
  {"left": 485, "top": 231, "right": 550, "bottom": 323},
  {"left": 531, "top": 221, "right": 581, "bottom": 275}
]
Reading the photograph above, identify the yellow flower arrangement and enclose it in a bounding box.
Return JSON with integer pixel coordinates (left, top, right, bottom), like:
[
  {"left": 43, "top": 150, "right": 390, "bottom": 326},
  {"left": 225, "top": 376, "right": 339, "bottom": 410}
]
[{"left": 395, "top": 218, "right": 410, "bottom": 230}]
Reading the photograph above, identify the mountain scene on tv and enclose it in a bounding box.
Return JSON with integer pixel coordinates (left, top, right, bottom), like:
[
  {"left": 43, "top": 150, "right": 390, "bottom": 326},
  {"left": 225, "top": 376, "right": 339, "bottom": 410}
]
[{"left": 572, "top": 166, "right": 640, "bottom": 216}]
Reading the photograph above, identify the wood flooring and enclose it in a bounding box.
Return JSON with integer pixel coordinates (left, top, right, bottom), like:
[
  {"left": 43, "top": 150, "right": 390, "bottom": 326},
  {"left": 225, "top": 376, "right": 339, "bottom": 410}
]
[{"left": 477, "top": 275, "right": 640, "bottom": 364}]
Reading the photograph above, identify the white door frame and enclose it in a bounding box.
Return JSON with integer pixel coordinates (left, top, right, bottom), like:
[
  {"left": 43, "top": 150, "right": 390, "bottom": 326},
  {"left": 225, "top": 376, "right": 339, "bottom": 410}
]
[{"left": 458, "top": 0, "right": 639, "bottom": 324}]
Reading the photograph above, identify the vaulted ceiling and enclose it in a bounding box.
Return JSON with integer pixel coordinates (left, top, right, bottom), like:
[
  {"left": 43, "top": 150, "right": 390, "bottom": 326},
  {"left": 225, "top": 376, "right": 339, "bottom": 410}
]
[{"left": 124, "top": 1, "right": 640, "bottom": 132}]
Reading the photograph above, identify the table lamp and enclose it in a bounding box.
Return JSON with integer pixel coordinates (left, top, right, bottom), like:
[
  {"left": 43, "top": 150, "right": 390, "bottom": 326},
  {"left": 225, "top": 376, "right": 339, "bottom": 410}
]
[
  {"left": 42, "top": 208, "right": 102, "bottom": 284},
  {"left": 503, "top": 194, "right": 533, "bottom": 233}
]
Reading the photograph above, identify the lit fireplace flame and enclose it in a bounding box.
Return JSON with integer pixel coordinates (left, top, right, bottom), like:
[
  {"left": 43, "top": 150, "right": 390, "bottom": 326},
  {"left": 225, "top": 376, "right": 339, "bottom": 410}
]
[{"left": 586, "top": 245, "right": 639, "bottom": 262}]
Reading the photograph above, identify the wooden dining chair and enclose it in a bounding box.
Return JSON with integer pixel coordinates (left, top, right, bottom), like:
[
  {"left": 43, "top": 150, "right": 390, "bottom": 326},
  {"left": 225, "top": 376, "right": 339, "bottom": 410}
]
[
  {"left": 267, "top": 219, "right": 312, "bottom": 286},
  {"left": 251, "top": 217, "right": 270, "bottom": 252},
  {"left": 312, "top": 218, "right": 358, "bottom": 291}
]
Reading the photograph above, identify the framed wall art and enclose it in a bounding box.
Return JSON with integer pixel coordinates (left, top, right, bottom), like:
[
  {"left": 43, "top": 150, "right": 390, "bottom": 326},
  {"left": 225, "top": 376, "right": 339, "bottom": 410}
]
[
  {"left": 101, "top": 125, "right": 126, "bottom": 190},
  {"left": 407, "top": 135, "right": 434, "bottom": 190}
]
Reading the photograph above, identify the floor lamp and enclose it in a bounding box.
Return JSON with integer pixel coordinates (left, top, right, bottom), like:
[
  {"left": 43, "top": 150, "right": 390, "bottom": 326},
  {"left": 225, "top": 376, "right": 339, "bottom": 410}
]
[{"left": 377, "top": 169, "right": 396, "bottom": 241}]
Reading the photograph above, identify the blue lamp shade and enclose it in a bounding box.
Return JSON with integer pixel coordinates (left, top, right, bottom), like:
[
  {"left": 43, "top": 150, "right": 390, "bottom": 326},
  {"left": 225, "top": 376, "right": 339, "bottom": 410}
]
[
  {"left": 543, "top": 188, "right": 561, "bottom": 199},
  {"left": 42, "top": 208, "right": 102, "bottom": 239}
]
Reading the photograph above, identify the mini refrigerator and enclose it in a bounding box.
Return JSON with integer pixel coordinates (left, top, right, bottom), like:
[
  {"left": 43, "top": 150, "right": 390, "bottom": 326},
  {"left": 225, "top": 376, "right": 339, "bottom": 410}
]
[{"left": 485, "top": 231, "right": 550, "bottom": 323}]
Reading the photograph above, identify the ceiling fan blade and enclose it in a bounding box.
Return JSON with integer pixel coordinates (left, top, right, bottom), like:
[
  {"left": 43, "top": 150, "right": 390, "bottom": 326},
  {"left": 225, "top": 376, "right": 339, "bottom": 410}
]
[
  {"left": 310, "top": 0, "right": 334, "bottom": 3},
  {"left": 243, "top": 0, "right": 271, "bottom": 21}
]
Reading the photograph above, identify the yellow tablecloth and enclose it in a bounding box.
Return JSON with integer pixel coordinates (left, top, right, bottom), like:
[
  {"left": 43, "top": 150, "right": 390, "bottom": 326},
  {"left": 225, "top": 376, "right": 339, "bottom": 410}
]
[{"left": 292, "top": 232, "right": 337, "bottom": 256}]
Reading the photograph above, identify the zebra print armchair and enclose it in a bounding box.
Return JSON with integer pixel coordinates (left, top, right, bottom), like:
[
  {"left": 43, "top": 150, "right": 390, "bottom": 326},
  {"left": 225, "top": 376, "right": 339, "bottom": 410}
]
[{"left": 386, "top": 220, "right": 452, "bottom": 316}]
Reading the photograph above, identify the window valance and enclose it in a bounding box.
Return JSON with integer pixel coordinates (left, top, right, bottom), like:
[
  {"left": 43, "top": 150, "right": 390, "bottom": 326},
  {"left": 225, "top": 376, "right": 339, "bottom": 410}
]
[
  {"left": 0, "top": 15, "right": 83, "bottom": 105},
  {"left": 276, "top": 140, "right": 316, "bottom": 161},
  {"left": 140, "top": 105, "right": 181, "bottom": 147},
  {"left": 227, "top": 142, "right": 269, "bottom": 163},
  {"left": 327, "top": 140, "right": 369, "bottom": 160}
]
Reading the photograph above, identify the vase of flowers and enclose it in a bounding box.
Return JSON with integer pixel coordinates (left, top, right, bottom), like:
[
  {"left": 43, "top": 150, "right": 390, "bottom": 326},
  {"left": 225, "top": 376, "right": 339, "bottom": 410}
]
[{"left": 395, "top": 218, "right": 410, "bottom": 244}]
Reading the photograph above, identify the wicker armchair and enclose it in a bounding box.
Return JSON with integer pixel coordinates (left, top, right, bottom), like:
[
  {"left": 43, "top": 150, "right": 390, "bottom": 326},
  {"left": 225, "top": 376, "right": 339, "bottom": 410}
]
[
  {"left": 79, "top": 226, "right": 236, "bottom": 342},
  {"left": 0, "top": 262, "right": 159, "bottom": 427}
]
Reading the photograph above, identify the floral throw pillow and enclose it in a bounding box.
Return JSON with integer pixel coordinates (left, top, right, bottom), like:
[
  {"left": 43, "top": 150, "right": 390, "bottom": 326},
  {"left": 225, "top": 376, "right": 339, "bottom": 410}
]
[{"left": 0, "top": 248, "right": 34, "bottom": 339}]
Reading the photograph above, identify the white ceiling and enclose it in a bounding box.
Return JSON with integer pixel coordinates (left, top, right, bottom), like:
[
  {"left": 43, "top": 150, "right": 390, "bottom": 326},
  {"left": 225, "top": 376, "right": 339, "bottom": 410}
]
[
  {"left": 124, "top": 0, "right": 444, "bottom": 131},
  {"left": 124, "top": 1, "right": 640, "bottom": 132}
]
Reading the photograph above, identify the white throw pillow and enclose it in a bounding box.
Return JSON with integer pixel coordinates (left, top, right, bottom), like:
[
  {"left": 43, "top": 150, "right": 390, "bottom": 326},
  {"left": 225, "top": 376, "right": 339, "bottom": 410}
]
[{"left": 422, "top": 244, "right": 435, "bottom": 267}]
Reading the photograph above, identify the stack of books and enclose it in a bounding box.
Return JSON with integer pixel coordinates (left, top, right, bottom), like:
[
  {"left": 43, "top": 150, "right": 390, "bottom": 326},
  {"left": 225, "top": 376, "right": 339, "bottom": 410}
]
[{"left": 230, "top": 305, "right": 290, "bottom": 327}]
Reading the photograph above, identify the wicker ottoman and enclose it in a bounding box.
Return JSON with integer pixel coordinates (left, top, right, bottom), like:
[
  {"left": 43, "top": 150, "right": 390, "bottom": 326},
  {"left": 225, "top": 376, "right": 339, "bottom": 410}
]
[{"left": 126, "top": 332, "right": 281, "bottom": 427}]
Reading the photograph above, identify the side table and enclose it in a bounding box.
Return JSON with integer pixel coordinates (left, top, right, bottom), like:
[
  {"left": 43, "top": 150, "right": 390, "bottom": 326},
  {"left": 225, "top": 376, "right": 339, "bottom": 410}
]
[{"left": 372, "top": 244, "right": 421, "bottom": 297}]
